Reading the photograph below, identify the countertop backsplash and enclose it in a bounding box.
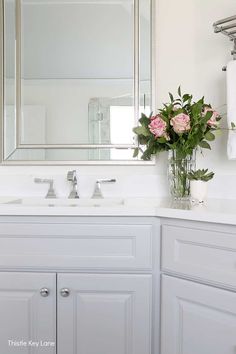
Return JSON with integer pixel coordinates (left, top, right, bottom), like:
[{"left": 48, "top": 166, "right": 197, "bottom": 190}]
[{"left": 0, "top": 166, "right": 235, "bottom": 200}]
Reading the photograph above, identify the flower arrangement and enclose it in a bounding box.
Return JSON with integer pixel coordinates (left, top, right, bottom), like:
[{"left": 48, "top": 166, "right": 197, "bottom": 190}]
[
  {"left": 133, "top": 87, "right": 221, "bottom": 160},
  {"left": 187, "top": 169, "right": 214, "bottom": 182}
]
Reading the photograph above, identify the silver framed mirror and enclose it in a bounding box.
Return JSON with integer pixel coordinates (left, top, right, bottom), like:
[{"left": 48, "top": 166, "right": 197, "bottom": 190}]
[{"left": 0, "top": 0, "right": 156, "bottom": 164}]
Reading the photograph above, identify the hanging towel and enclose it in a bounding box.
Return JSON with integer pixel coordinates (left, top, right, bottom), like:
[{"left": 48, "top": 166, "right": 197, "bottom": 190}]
[{"left": 227, "top": 60, "right": 236, "bottom": 159}]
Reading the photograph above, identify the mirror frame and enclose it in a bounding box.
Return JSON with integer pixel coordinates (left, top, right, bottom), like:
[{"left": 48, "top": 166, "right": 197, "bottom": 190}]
[{"left": 0, "top": 0, "right": 156, "bottom": 165}]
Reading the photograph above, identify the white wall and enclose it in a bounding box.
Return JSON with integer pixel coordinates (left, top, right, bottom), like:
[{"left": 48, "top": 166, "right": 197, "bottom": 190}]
[
  {"left": 156, "top": 0, "right": 236, "bottom": 175},
  {"left": 1, "top": 0, "right": 236, "bottom": 199}
]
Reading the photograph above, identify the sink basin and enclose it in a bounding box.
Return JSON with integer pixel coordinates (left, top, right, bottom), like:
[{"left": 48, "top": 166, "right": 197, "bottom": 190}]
[{"left": 4, "top": 197, "right": 125, "bottom": 207}]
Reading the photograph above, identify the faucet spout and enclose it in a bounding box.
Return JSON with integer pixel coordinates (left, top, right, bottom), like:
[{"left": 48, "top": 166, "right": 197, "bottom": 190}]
[{"left": 67, "top": 170, "right": 79, "bottom": 199}]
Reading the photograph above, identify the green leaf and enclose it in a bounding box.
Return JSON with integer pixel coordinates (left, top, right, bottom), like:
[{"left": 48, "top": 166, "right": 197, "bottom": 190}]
[
  {"left": 133, "top": 147, "right": 139, "bottom": 158},
  {"left": 138, "top": 136, "right": 148, "bottom": 145},
  {"left": 183, "top": 94, "right": 190, "bottom": 102},
  {"left": 140, "top": 112, "right": 147, "bottom": 119},
  {"left": 133, "top": 126, "right": 150, "bottom": 137},
  {"left": 173, "top": 98, "right": 182, "bottom": 103},
  {"left": 202, "top": 111, "right": 213, "bottom": 123},
  {"left": 169, "top": 92, "right": 174, "bottom": 102},
  {"left": 199, "top": 97, "right": 204, "bottom": 105},
  {"left": 141, "top": 147, "right": 153, "bottom": 160},
  {"left": 187, "top": 168, "right": 214, "bottom": 181},
  {"left": 199, "top": 140, "right": 211, "bottom": 149},
  {"left": 231, "top": 122, "right": 236, "bottom": 129},
  {"left": 139, "top": 114, "right": 150, "bottom": 126},
  {"left": 178, "top": 86, "right": 182, "bottom": 97},
  {"left": 157, "top": 137, "right": 167, "bottom": 144},
  {"left": 205, "top": 131, "right": 215, "bottom": 141},
  {"left": 192, "top": 101, "right": 204, "bottom": 118}
]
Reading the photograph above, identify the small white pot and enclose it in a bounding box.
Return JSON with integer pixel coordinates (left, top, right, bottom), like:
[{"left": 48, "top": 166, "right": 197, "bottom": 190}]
[{"left": 190, "top": 180, "right": 208, "bottom": 203}]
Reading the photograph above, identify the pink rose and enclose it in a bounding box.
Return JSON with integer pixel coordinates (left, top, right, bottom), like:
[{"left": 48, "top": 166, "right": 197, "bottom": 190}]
[
  {"left": 148, "top": 115, "right": 167, "bottom": 138},
  {"left": 150, "top": 114, "right": 159, "bottom": 120},
  {"left": 203, "top": 107, "right": 220, "bottom": 127},
  {"left": 170, "top": 113, "right": 190, "bottom": 134}
]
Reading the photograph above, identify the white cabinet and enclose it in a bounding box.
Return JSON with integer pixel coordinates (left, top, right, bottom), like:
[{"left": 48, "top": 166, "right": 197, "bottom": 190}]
[
  {"left": 161, "top": 275, "right": 236, "bottom": 354},
  {"left": 0, "top": 271, "right": 152, "bottom": 354},
  {"left": 0, "top": 216, "right": 157, "bottom": 354},
  {"left": 0, "top": 272, "right": 56, "bottom": 354},
  {"left": 161, "top": 219, "right": 236, "bottom": 354},
  {"left": 57, "top": 273, "right": 152, "bottom": 354}
]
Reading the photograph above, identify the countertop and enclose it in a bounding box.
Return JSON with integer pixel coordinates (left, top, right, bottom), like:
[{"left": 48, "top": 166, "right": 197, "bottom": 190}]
[{"left": 0, "top": 197, "right": 235, "bottom": 226}]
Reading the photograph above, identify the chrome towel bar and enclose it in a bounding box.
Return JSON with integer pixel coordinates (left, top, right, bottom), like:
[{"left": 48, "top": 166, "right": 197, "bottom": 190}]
[{"left": 213, "top": 15, "right": 236, "bottom": 68}]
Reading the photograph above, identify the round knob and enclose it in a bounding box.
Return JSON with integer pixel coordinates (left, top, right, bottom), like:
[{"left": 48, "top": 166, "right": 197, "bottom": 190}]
[
  {"left": 40, "top": 288, "right": 50, "bottom": 297},
  {"left": 60, "top": 288, "right": 70, "bottom": 297}
]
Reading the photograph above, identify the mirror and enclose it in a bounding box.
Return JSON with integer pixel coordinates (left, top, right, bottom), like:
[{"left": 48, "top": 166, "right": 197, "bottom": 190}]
[{"left": 1, "top": 0, "right": 154, "bottom": 164}]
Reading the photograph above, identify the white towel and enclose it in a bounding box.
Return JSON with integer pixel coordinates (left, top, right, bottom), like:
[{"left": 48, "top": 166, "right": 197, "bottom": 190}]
[{"left": 227, "top": 60, "right": 236, "bottom": 159}]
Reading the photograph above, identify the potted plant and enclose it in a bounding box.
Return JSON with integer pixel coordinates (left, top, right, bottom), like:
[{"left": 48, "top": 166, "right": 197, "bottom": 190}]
[
  {"left": 187, "top": 169, "right": 214, "bottom": 203},
  {"left": 133, "top": 87, "right": 221, "bottom": 200}
]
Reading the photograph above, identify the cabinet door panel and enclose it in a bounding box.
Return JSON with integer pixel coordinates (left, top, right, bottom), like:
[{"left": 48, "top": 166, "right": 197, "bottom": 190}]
[
  {"left": 0, "top": 272, "right": 56, "bottom": 354},
  {"left": 57, "top": 273, "right": 152, "bottom": 354},
  {"left": 161, "top": 275, "right": 236, "bottom": 354}
]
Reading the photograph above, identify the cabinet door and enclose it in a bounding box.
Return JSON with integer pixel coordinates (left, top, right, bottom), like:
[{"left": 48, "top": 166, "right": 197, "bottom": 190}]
[
  {"left": 161, "top": 275, "right": 236, "bottom": 354},
  {"left": 0, "top": 272, "right": 56, "bottom": 354},
  {"left": 57, "top": 273, "right": 152, "bottom": 354}
]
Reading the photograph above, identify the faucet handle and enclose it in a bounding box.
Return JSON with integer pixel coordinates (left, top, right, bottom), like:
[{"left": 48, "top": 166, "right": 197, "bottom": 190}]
[
  {"left": 97, "top": 179, "right": 116, "bottom": 184},
  {"left": 34, "top": 178, "right": 57, "bottom": 199},
  {"left": 92, "top": 179, "right": 116, "bottom": 199}
]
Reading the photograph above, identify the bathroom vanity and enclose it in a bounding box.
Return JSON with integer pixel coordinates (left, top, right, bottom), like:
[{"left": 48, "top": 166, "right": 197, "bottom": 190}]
[
  {"left": 0, "top": 200, "right": 236, "bottom": 354},
  {"left": 0, "top": 0, "right": 235, "bottom": 352},
  {"left": 0, "top": 215, "right": 159, "bottom": 354}
]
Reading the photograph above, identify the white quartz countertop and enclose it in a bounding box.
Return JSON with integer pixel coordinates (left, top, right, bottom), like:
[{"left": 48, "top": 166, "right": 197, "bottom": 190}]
[{"left": 0, "top": 197, "right": 236, "bottom": 225}]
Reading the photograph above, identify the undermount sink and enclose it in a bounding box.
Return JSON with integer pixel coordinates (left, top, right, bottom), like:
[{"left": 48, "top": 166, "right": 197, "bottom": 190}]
[{"left": 3, "top": 197, "right": 125, "bottom": 207}]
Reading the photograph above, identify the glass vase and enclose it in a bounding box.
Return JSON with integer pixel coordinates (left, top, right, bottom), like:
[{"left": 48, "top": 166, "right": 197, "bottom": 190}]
[{"left": 168, "top": 150, "right": 196, "bottom": 200}]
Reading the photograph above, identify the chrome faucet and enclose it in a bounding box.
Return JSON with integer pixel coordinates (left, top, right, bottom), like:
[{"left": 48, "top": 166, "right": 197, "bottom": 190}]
[
  {"left": 34, "top": 178, "right": 57, "bottom": 198},
  {"left": 92, "top": 179, "right": 116, "bottom": 199},
  {"left": 67, "top": 170, "right": 79, "bottom": 199}
]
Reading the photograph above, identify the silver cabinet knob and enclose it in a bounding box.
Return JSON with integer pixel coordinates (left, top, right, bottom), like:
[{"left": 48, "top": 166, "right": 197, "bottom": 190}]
[
  {"left": 60, "top": 288, "right": 70, "bottom": 297},
  {"left": 40, "top": 288, "right": 50, "bottom": 297}
]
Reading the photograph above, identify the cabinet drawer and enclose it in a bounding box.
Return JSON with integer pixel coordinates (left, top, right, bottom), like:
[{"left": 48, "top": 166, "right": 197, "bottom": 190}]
[
  {"left": 161, "top": 221, "right": 236, "bottom": 289},
  {"left": 0, "top": 220, "right": 153, "bottom": 270}
]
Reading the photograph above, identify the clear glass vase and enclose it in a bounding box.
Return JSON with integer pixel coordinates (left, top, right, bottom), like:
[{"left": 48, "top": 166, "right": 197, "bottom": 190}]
[{"left": 168, "top": 150, "right": 196, "bottom": 200}]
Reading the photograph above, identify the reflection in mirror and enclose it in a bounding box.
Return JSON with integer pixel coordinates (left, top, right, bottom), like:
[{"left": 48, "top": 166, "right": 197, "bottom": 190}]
[
  {"left": 3, "top": 0, "right": 153, "bottom": 163},
  {"left": 6, "top": 148, "right": 137, "bottom": 162}
]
